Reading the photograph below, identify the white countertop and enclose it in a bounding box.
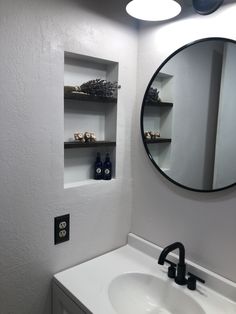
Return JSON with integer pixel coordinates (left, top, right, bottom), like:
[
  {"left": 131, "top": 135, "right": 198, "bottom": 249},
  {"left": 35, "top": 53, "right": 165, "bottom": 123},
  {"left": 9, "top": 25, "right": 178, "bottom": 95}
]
[{"left": 53, "top": 235, "right": 236, "bottom": 314}]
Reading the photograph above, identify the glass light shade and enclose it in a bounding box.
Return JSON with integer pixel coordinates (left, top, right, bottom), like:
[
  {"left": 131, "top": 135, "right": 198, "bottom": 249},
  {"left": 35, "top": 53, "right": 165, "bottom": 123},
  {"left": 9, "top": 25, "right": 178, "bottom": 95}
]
[{"left": 126, "top": 0, "right": 181, "bottom": 21}]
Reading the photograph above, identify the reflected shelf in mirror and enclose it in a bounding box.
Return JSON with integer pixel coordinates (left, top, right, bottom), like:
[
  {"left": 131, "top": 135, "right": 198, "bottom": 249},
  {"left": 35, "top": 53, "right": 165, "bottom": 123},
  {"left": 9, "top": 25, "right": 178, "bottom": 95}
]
[
  {"left": 145, "top": 100, "right": 173, "bottom": 107},
  {"left": 145, "top": 138, "right": 171, "bottom": 143}
]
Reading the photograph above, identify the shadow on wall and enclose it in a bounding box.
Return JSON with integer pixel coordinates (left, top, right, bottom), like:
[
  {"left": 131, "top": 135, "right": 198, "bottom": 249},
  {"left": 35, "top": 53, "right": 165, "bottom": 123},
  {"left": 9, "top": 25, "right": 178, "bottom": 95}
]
[{"left": 54, "top": 0, "right": 138, "bottom": 25}]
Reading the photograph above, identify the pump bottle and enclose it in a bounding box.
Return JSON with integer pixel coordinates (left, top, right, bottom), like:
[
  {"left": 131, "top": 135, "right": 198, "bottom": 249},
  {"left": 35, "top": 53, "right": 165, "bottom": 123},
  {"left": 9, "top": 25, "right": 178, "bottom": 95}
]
[
  {"left": 94, "top": 152, "right": 103, "bottom": 180},
  {"left": 103, "top": 153, "right": 112, "bottom": 180}
]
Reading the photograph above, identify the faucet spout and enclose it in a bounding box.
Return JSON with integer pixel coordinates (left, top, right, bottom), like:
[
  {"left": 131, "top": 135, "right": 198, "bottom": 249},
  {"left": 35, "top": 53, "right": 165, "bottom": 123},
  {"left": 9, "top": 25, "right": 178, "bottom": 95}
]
[
  {"left": 158, "top": 242, "right": 186, "bottom": 285},
  {"left": 158, "top": 242, "right": 185, "bottom": 265}
]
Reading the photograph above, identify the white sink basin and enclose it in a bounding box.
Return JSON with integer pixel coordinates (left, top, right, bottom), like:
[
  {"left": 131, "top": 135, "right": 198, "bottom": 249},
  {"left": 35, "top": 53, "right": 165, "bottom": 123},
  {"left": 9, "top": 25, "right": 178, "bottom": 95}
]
[{"left": 108, "top": 272, "right": 205, "bottom": 314}]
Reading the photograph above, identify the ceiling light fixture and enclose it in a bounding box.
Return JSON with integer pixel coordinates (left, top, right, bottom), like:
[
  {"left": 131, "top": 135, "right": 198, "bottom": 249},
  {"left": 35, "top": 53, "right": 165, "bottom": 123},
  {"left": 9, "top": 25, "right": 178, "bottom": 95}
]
[{"left": 126, "top": 0, "right": 182, "bottom": 21}]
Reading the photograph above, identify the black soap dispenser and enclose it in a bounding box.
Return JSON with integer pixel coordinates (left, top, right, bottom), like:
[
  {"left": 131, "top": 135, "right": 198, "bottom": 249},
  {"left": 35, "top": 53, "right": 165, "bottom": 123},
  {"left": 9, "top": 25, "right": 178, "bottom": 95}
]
[
  {"left": 94, "top": 152, "right": 103, "bottom": 180},
  {"left": 103, "top": 153, "right": 112, "bottom": 180}
]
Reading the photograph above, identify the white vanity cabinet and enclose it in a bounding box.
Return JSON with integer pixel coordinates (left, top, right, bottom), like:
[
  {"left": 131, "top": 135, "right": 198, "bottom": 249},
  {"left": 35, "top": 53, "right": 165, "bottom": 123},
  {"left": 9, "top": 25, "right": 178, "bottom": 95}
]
[{"left": 53, "top": 281, "right": 89, "bottom": 314}]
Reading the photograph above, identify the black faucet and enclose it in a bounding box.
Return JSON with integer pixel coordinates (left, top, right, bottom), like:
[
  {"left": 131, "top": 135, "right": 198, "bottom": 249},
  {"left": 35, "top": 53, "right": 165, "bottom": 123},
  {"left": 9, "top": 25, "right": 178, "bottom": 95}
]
[{"left": 158, "top": 242, "right": 187, "bottom": 285}]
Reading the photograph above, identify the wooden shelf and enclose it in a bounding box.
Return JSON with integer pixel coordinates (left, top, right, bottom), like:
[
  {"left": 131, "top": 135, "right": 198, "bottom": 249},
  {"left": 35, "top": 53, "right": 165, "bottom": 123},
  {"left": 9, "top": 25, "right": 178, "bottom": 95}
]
[
  {"left": 145, "top": 138, "right": 171, "bottom": 144},
  {"left": 145, "top": 100, "right": 173, "bottom": 107},
  {"left": 64, "top": 141, "right": 116, "bottom": 149},
  {"left": 64, "top": 92, "right": 117, "bottom": 103}
]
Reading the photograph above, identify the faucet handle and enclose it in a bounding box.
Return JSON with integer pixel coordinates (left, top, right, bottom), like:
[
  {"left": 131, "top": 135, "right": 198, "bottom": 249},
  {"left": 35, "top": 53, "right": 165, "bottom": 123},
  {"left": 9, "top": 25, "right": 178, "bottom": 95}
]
[
  {"left": 187, "top": 272, "right": 205, "bottom": 290},
  {"left": 165, "top": 259, "right": 176, "bottom": 279}
]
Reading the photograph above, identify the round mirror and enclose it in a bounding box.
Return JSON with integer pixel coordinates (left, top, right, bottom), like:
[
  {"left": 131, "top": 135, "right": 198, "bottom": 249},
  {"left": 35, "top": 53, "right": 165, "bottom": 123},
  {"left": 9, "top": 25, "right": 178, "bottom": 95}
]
[{"left": 141, "top": 37, "right": 236, "bottom": 192}]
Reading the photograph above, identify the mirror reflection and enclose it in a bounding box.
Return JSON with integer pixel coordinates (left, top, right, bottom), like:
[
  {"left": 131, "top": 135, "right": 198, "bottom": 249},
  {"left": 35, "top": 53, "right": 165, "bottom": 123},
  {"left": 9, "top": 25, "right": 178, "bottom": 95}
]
[{"left": 141, "top": 38, "right": 236, "bottom": 192}]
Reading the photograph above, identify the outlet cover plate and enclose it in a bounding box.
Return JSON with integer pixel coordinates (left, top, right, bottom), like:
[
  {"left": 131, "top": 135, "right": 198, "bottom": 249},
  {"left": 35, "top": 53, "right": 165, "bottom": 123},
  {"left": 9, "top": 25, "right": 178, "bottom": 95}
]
[{"left": 54, "top": 214, "right": 70, "bottom": 245}]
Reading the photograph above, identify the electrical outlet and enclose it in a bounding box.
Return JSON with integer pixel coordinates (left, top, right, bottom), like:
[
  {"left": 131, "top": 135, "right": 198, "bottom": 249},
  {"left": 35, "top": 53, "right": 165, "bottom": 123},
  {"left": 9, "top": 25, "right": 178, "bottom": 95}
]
[{"left": 54, "top": 214, "right": 70, "bottom": 245}]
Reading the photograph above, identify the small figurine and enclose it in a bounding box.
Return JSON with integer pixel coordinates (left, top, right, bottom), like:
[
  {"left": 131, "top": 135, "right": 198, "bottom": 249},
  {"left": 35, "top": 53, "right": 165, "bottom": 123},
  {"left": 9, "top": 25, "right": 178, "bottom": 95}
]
[
  {"left": 144, "top": 131, "right": 161, "bottom": 140},
  {"left": 90, "top": 132, "right": 96, "bottom": 142},
  {"left": 144, "top": 132, "right": 151, "bottom": 139},
  {"left": 84, "top": 132, "right": 91, "bottom": 142},
  {"left": 153, "top": 131, "right": 160, "bottom": 139},
  {"left": 150, "top": 131, "right": 155, "bottom": 138},
  {"left": 74, "top": 131, "right": 97, "bottom": 143},
  {"left": 74, "top": 133, "right": 80, "bottom": 141},
  {"left": 74, "top": 132, "right": 85, "bottom": 142}
]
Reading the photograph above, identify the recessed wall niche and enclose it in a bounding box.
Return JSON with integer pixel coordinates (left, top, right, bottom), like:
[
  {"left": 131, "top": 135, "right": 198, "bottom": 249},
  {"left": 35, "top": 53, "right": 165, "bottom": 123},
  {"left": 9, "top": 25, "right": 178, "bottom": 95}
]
[{"left": 64, "top": 52, "right": 118, "bottom": 188}]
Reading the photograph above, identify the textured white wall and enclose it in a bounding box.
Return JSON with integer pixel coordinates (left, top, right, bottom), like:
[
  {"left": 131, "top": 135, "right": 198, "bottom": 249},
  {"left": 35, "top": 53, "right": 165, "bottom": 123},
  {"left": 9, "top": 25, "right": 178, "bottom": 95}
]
[
  {"left": 1, "top": 1, "right": 236, "bottom": 313},
  {"left": 0, "top": 0, "right": 138, "bottom": 313},
  {"left": 131, "top": 2, "right": 236, "bottom": 282}
]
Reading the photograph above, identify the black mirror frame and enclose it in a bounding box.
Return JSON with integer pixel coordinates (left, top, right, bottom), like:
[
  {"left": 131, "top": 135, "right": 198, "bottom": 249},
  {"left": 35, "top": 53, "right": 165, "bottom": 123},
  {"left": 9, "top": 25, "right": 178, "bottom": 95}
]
[{"left": 140, "top": 37, "right": 236, "bottom": 193}]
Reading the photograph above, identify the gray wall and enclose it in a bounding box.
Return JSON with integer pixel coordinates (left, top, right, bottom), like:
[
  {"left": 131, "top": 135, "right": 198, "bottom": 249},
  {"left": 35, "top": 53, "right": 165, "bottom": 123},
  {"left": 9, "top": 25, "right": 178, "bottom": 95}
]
[
  {"left": 0, "top": 0, "right": 138, "bottom": 313},
  {"left": 214, "top": 42, "right": 236, "bottom": 189},
  {"left": 131, "top": 3, "right": 236, "bottom": 282}
]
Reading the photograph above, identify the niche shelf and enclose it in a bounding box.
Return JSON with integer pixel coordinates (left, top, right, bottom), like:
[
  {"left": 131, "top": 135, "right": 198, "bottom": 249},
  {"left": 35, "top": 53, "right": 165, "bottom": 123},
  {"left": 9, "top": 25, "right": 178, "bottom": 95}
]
[
  {"left": 145, "top": 138, "right": 172, "bottom": 144},
  {"left": 64, "top": 52, "right": 118, "bottom": 187},
  {"left": 64, "top": 92, "right": 117, "bottom": 103},
  {"left": 143, "top": 72, "right": 173, "bottom": 171},
  {"left": 64, "top": 141, "right": 116, "bottom": 149}
]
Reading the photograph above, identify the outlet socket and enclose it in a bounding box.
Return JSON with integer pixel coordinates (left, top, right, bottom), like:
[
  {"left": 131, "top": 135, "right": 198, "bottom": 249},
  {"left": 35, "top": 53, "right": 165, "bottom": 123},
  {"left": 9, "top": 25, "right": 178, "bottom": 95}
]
[
  {"left": 54, "top": 214, "right": 70, "bottom": 245},
  {"left": 59, "top": 221, "right": 67, "bottom": 229}
]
